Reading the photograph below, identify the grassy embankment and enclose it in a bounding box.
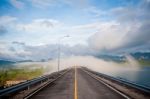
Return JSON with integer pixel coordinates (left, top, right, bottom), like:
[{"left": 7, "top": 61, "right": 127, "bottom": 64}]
[
  {"left": 0, "top": 68, "right": 43, "bottom": 88},
  {"left": 138, "top": 60, "right": 150, "bottom": 66}
]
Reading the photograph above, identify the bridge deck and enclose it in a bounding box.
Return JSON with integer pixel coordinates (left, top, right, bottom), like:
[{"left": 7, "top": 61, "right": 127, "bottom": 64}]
[{"left": 30, "top": 68, "right": 126, "bottom": 99}]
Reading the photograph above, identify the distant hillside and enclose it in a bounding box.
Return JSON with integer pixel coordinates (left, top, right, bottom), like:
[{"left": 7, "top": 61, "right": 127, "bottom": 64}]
[
  {"left": 95, "top": 54, "right": 125, "bottom": 62},
  {"left": 0, "top": 60, "right": 15, "bottom": 65},
  {"left": 130, "top": 52, "right": 150, "bottom": 60},
  {"left": 17, "top": 60, "right": 33, "bottom": 63},
  {"left": 95, "top": 52, "right": 150, "bottom": 62}
]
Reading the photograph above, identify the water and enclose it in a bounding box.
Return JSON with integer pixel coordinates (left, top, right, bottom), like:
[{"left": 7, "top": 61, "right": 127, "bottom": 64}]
[
  {"left": 1, "top": 60, "right": 150, "bottom": 88},
  {"left": 110, "top": 66, "right": 150, "bottom": 88}
]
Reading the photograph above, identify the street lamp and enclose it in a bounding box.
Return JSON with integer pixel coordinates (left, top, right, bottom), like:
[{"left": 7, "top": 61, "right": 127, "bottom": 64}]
[{"left": 57, "top": 35, "right": 70, "bottom": 72}]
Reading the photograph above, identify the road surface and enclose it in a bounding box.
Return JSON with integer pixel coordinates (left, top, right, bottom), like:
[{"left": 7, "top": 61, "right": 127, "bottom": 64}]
[{"left": 30, "top": 67, "right": 127, "bottom": 99}]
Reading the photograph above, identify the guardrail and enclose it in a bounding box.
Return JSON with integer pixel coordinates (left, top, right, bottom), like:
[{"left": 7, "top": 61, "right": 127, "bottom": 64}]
[
  {"left": 0, "top": 69, "right": 68, "bottom": 98},
  {"left": 24, "top": 69, "right": 70, "bottom": 99},
  {"left": 0, "top": 76, "right": 48, "bottom": 96},
  {"left": 84, "top": 68, "right": 150, "bottom": 94}
]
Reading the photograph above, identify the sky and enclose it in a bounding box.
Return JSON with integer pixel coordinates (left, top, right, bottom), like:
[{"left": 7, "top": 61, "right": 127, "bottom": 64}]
[{"left": 0, "top": 0, "right": 150, "bottom": 61}]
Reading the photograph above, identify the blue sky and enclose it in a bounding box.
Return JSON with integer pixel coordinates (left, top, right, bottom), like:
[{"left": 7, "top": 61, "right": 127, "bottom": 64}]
[{"left": 0, "top": 0, "right": 150, "bottom": 61}]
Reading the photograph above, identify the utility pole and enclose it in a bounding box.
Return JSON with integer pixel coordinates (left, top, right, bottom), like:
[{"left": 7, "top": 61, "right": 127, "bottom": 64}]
[{"left": 57, "top": 35, "right": 70, "bottom": 72}]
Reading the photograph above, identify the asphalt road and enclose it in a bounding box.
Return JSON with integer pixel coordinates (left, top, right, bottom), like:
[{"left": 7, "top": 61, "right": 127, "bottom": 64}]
[{"left": 30, "top": 67, "right": 126, "bottom": 99}]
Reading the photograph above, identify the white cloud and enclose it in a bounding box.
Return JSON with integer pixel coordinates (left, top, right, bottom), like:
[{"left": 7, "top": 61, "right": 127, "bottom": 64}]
[
  {"left": 28, "top": 0, "right": 89, "bottom": 9},
  {"left": 0, "top": 16, "right": 17, "bottom": 36},
  {"left": 0, "top": 41, "right": 94, "bottom": 61},
  {"left": 87, "top": 0, "right": 150, "bottom": 52},
  {"left": 0, "top": 41, "right": 32, "bottom": 60},
  {"left": 0, "top": 16, "right": 17, "bottom": 31},
  {"left": 88, "top": 21, "right": 128, "bottom": 50},
  {"left": 46, "top": 55, "right": 140, "bottom": 74},
  {"left": 16, "top": 18, "right": 62, "bottom": 33},
  {"left": 29, "top": 0, "right": 58, "bottom": 8},
  {"left": 1, "top": 0, "right": 150, "bottom": 60},
  {"left": 10, "top": 0, "right": 25, "bottom": 9},
  {"left": 0, "top": 16, "right": 17, "bottom": 25},
  {"left": 0, "top": 16, "right": 94, "bottom": 45},
  {"left": 88, "top": 20, "right": 150, "bottom": 53},
  {"left": 13, "top": 18, "right": 99, "bottom": 46},
  {"left": 83, "top": 6, "right": 109, "bottom": 17},
  {"left": 111, "top": 0, "right": 150, "bottom": 22}
]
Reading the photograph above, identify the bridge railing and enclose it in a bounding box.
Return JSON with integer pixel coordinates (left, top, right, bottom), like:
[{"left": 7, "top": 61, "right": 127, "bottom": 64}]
[
  {"left": 0, "top": 75, "right": 50, "bottom": 96},
  {"left": 84, "top": 68, "right": 150, "bottom": 94},
  {"left": 0, "top": 70, "right": 61, "bottom": 97}
]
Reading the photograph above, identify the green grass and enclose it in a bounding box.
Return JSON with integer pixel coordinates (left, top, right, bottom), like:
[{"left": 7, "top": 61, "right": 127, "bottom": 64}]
[
  {"left": 138, "top": 60, "right": 150, "bottom": 66},
  {"left": 0, "top": 68, "right": 44, "bottom": 88}
]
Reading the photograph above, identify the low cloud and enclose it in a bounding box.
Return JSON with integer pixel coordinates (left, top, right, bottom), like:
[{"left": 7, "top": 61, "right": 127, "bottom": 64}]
[
  {"left": 0, "top": 41, "right": 96, "bottom": 61},
  {"left": 43, "top": 55, "right": 140, "bottom": 75}
]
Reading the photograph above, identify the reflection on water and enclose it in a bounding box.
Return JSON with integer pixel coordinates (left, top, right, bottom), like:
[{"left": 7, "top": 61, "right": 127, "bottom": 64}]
[{"left": 108, "top": 66, "right": 150, "bottom": 88}]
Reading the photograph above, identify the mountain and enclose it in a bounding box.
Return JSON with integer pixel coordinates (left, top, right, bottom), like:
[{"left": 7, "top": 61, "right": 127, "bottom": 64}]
[
  {"left": 95, "top": 52, "right": 150, "bottom": 62},
  {"left": 0, "top": 60, "right": 16, "bottom": 65},
  {"left": 17, "top": 60, "right": 33, "bottom": 63},
  {"left": 95, "top": 54, "right": 125, "bottom": 62},
  {"left": 0, "top": 60, "right": 16, "bottom": 68},
  {"left": 130, "top": 52, "right": 150, "bottom": 60}
]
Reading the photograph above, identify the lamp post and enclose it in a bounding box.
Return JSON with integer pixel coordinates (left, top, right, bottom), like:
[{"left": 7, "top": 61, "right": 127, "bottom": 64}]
[{"left": 57, "top": 35, "right": 70, "bottom": 72}]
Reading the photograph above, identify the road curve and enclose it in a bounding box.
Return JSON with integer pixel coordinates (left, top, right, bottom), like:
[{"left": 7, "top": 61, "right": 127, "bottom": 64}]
[{"left": 30, "top": 67, "right": 127, "bottom": 99}]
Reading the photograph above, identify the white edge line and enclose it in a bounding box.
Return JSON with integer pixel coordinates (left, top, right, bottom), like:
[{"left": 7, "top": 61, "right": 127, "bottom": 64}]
[
  {"left": 82, "top": 69, "right": 131, "bottom": 99},
  {"left": 24, "top": 69, "right": 70, "bottom": 99}
]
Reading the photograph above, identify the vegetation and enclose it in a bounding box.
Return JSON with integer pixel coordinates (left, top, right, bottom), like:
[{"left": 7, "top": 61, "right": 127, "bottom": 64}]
[
  {"left": 0, "top": 68, "right": 44, "bottom": 89},
  {"left": 138, "top": 60, "right": 150, "bottom": 66}
]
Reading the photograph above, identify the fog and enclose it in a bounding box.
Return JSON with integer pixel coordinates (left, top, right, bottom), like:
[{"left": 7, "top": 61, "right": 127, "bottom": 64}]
[
  {"left": 43, "top": 55, "right": 140, "bottom": 75},
  {"left": 14, "top": 55, "right": 140, "bottom": 77}
]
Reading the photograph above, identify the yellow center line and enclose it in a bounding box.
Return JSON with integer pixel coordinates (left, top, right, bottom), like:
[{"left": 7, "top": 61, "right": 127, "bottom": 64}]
[{"left": 74, "top": 66, "right": 78, "bottom": 99}]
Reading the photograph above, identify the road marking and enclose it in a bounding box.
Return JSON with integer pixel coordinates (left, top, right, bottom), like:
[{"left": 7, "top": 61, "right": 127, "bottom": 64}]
[
  {"left": 24, "top": 69, "right": 70, "bottom": 99},
  {"left": 74, "top": 66, "right": 78, "bottom": 99},
  {"left": 82, "top": 69, "right": 130, "bottom": 99}
]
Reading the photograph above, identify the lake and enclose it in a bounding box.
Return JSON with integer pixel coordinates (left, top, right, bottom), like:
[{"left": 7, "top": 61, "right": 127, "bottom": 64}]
[{"left": 108, "top": 66, "right": 150, "bottom": 88}]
